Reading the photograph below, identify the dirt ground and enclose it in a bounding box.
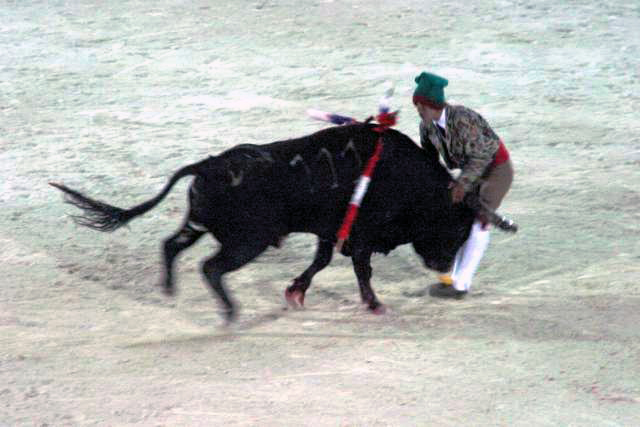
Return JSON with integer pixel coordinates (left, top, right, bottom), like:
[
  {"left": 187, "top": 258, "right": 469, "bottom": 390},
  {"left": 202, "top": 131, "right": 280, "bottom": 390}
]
[{"left": 1, "top": 1, "right": 639, "bottom": 426}]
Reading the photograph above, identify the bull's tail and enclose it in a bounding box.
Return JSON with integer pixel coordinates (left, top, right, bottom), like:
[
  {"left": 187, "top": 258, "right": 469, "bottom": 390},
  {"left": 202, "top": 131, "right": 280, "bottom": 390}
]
[{"left": 50, "top": 159, "right": 207, "bottom": 232}]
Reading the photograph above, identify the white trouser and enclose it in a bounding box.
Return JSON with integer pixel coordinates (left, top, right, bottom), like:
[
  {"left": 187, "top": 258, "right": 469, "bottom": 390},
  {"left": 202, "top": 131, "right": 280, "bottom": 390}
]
[{"left": 451, "top": 220, "right": 490, "bottom": 291}]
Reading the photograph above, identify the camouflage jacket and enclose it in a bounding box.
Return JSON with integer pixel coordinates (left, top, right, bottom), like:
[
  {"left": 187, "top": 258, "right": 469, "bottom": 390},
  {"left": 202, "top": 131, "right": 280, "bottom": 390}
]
[{"left": 420, "top": 104, "right": 500, "bottom": 192}]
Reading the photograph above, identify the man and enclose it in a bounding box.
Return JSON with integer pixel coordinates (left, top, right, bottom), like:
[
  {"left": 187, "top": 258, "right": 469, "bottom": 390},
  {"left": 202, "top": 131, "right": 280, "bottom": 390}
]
[{"left": 413, "top": 71, "right": 514, "bottom": 299}]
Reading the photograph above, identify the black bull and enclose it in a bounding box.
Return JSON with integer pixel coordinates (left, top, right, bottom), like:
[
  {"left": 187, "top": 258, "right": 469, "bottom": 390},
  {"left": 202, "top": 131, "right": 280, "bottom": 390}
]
[{"left": 51, "top": 123, "right": 516, "bottom": 320}]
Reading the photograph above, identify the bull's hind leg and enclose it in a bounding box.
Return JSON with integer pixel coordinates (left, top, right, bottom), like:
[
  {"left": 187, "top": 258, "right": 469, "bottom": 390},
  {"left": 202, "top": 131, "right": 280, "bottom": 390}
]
[
  {"left": 202, "top": 241, "right": 269, "bottom": 322},
  {"left": 352, "top": 248, "right": 385, "bottom": 314},
  {"left": 160, "top": 221, "right": 206, "bottom": 295},
  {"left": 285, "top": 237, "right": 333, "bottom": 308}
]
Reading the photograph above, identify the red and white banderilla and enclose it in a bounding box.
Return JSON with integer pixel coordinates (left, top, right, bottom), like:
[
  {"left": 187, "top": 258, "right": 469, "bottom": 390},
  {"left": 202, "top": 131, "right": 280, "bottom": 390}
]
[{"left": 308, "top": 85, "right": 397, "bottom": 251}]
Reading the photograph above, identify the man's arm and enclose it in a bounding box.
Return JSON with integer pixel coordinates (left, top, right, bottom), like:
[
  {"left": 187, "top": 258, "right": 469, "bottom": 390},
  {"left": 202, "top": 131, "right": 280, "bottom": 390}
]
[{"left": 453, "top": 109, "right": 500, "bottom": 192}]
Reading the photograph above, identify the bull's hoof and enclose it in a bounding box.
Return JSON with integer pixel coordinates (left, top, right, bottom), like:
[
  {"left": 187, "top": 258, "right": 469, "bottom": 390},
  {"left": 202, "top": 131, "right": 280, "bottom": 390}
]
[
  {"left": 223, "top": 307, "right": 237, "bottom": 324},
  {"left": 160, "top": 284, "right": 175, "bottom": 297},
  {"left": 368, "top": 301, "right": 386, "bottom": 315},
  {"left": 285, "top": 288, "right": 305, "bottom": 309},
  {"left": 158, "top": 275, "right": 175, "bottom": 297}
]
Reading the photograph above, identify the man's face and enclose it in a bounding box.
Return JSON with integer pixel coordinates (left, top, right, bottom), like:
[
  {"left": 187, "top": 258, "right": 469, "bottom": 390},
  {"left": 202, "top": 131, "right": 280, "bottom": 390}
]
[{"left": 415, "top": 102, "right": 440, "bottom": 122}]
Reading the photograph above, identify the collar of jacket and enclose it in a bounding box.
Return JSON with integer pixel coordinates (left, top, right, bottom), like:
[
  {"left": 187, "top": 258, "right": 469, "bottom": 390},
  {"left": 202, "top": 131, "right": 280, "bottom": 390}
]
[{"left": 433, "top": 107, "right": 447, "bottom": 130}]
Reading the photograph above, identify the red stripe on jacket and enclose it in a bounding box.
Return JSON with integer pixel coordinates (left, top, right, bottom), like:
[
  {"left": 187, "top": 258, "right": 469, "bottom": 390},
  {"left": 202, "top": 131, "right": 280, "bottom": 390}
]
[{"left": 491, "top": 141, "right": 510, "bottom": 167}]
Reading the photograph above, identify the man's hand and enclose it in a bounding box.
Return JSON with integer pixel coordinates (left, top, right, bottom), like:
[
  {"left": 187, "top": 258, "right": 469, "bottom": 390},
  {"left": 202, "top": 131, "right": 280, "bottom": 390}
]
[{"left": 449, "top": 181, "right": 466, "bottom": 204}]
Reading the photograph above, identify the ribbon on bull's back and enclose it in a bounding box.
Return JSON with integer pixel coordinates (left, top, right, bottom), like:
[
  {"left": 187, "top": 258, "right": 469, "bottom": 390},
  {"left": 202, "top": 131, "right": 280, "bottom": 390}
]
[{"left": 308, "top": 85, "right": 398, "bottom": 251}]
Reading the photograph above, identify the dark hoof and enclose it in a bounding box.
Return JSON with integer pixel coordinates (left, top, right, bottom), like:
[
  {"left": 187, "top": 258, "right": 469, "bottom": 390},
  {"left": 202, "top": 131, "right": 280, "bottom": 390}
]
[
  {"left": 429, "top": 282, "right": 467, "bottom": 300},
  {"left": 285, "top": 289, "right": 305, "bottom": 309},
  {"left": 223, "top": 307, "right": 236, "bottom": 324},
  {"left": 371, "top": 304, "right": 386, "bottom": 315},
  {"left": 367, "top": 301, "right": 386, "bottom": 315},
  {"left": 158, "top": 275, "right": 175, "bottom": 296},
  {"left": 160, "top": 284, "right": 175, "bottom": 297}
]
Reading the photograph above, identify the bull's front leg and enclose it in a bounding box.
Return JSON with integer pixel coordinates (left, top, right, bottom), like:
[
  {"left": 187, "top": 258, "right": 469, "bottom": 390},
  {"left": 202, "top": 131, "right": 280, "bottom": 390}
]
[
  {"left": 285, "top": 238, "right": 334, "bottom": 308},
  {"left": 351, "top": 248, "right": 385, "bottom": 314}
]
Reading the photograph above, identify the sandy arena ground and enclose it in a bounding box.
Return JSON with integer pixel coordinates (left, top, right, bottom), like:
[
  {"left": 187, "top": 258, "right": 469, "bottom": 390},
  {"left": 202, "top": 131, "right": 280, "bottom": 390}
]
[{"left": 1, "top": 1, "right": 639, "bottom": 425}]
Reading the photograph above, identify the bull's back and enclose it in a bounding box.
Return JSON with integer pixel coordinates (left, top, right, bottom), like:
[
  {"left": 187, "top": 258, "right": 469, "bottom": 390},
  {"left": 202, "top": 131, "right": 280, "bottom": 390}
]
[
  {"left": 265, "top": 125, "right": 383, "bottom": 234},
  {"left": 191, "top": 124, "right": 450, "bottom": 244}
]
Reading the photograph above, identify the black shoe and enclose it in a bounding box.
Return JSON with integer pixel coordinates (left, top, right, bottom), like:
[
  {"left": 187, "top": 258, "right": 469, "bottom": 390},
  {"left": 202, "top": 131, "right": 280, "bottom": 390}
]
[{"left": 429, "top": 282, "right": 467, "bottom": 300}]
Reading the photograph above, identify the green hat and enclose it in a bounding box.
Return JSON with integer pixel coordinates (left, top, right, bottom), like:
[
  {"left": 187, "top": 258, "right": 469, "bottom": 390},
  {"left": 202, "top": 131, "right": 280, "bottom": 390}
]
[{"left": 413, "top": 72, "right": 448, "bottom": 108}]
